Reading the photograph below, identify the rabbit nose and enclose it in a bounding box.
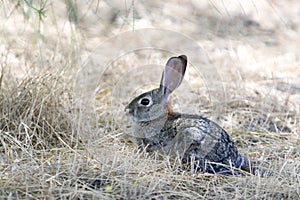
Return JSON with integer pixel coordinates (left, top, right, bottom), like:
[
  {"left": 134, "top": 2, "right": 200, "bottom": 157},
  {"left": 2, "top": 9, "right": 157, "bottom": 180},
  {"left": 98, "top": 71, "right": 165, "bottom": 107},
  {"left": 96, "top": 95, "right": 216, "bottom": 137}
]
[{"left": 124, "top": 106, "right": 133, "bottom": 115}]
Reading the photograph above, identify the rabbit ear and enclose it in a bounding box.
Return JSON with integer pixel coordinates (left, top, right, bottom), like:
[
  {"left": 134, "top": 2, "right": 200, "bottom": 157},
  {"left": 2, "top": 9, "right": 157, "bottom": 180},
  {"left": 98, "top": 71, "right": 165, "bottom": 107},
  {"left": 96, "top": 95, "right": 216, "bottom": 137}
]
[{"left": 159, "top": 55, "right": 187, "bottom": 104}]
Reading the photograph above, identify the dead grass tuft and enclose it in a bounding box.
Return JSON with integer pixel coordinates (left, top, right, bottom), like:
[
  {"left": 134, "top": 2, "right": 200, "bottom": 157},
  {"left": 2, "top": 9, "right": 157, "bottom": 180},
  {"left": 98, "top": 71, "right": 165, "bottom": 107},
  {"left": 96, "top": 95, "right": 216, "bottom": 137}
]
[{"left": 0, "top": 73, "right": 81, "bottom": 154}]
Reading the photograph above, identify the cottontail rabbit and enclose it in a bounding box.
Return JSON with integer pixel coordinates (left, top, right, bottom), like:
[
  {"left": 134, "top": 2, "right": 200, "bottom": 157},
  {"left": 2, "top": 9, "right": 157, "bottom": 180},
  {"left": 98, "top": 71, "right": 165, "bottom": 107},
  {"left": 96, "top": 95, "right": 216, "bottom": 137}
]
[{"left": 125, "top": 55, "right": 251, "bottom": 175}]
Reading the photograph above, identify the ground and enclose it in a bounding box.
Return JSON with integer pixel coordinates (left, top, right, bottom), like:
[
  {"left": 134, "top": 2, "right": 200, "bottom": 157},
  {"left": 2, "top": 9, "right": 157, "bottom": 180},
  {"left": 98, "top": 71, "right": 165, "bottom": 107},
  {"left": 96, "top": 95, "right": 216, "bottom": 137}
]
[{"left": 0, "top": 0, "right": 299, "bottom": 199}]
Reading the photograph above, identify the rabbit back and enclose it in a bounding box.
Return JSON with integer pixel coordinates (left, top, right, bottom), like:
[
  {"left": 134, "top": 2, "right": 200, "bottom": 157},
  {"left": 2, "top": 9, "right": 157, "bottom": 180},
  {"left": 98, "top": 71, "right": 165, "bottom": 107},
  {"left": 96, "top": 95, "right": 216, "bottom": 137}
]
[{"left": 136, "top": 112, "right": 251, "bottom": 174}]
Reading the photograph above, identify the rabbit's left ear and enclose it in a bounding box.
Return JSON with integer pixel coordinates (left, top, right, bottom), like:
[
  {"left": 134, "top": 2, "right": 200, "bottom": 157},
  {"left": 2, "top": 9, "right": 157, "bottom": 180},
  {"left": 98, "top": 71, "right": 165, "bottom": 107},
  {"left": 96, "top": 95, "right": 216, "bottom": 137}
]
[{"left": 159, "top": 55, "right": 187, "bottom": 104}]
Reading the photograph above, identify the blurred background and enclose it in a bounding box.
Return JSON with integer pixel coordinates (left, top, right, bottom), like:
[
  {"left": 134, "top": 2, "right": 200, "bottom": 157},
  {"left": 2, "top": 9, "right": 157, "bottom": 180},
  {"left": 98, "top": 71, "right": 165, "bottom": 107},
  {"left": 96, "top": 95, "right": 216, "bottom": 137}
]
[{"left": 0, "top": 0, "right": 299, "bottom": 199}]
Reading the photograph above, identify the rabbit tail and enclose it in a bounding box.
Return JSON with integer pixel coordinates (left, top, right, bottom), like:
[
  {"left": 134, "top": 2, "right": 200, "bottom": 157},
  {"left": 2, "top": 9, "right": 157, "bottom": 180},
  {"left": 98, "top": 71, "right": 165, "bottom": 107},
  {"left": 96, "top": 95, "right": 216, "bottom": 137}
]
[{"left": 234, "top": 154, "right": 254, "bottom": 175}]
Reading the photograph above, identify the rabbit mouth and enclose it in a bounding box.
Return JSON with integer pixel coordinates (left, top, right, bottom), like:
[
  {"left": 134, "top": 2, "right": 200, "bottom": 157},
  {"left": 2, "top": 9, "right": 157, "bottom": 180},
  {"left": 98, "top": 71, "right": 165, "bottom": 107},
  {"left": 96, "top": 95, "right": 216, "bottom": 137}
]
[
  {"left": 124, "top": 107, "right": 151, "bottom": 123},
  {"left": 125, "top": 111, "right": 146, "bottom": 123},
  {"left": 124, "top": 106, "right": 140, "bottom": 123}
]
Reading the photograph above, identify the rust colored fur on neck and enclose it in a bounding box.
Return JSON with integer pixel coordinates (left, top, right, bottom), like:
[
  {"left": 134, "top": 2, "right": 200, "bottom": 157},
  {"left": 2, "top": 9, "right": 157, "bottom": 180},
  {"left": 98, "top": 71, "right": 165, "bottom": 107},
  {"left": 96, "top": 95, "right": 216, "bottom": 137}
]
[{"left": 167, "top": 100, "right": 173, "bottom": 114}]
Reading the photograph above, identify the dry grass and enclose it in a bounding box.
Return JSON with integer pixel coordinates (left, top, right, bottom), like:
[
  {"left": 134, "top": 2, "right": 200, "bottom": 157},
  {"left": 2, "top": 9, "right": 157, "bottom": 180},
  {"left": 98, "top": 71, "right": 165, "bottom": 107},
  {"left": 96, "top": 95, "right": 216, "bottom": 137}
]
[{"left": 1, "top": 0, "right": 299, "bottom": 199}]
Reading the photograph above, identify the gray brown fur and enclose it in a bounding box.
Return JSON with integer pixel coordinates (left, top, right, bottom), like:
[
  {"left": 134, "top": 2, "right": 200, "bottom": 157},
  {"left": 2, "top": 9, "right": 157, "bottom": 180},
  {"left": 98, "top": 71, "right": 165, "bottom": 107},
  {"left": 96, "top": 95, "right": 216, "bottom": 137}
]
[{"left": 125, "top": 55, "right": 251, "bottom": 175}]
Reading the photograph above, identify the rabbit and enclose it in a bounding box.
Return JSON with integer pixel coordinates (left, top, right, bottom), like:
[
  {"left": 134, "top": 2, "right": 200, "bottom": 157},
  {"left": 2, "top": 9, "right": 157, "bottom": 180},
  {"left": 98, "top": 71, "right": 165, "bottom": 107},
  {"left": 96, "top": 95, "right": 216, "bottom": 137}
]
[{"left": 124, "top": 55, "right": 252, "bottom": 175}]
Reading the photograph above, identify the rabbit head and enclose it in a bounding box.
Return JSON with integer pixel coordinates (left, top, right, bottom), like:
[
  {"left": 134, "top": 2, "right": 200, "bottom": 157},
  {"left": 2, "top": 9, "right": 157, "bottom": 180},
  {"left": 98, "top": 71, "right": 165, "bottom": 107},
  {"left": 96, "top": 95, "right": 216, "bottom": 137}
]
[{"left": 125, "top": 55, "right": 187, "bottom": 123}]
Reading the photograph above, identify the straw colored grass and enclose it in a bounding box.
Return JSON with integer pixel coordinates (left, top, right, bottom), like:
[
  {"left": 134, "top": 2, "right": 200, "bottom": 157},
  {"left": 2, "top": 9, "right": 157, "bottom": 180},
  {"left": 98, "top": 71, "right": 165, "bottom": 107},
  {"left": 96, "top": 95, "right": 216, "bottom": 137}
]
[
  {"left": 1, "top": 0, "right": 299, "bottom": 199},
  {"left": 0, "top": 70, "right": 298, "bottom": 199}
]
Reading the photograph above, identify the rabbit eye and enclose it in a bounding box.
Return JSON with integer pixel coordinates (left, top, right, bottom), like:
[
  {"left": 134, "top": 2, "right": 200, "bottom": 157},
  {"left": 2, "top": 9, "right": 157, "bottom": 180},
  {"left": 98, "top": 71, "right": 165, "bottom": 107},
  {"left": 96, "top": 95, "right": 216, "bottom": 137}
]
[{"left": 140, "top": 98, "right": 151, "bottom": 106}]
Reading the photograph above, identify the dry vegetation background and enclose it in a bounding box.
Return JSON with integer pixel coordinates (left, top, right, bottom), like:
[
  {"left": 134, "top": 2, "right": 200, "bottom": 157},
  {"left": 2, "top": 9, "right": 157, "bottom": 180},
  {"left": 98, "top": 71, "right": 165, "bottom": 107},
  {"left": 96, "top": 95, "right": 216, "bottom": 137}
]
[{"left": 0, "top": 0, "right": 300, "bottom": 199}]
